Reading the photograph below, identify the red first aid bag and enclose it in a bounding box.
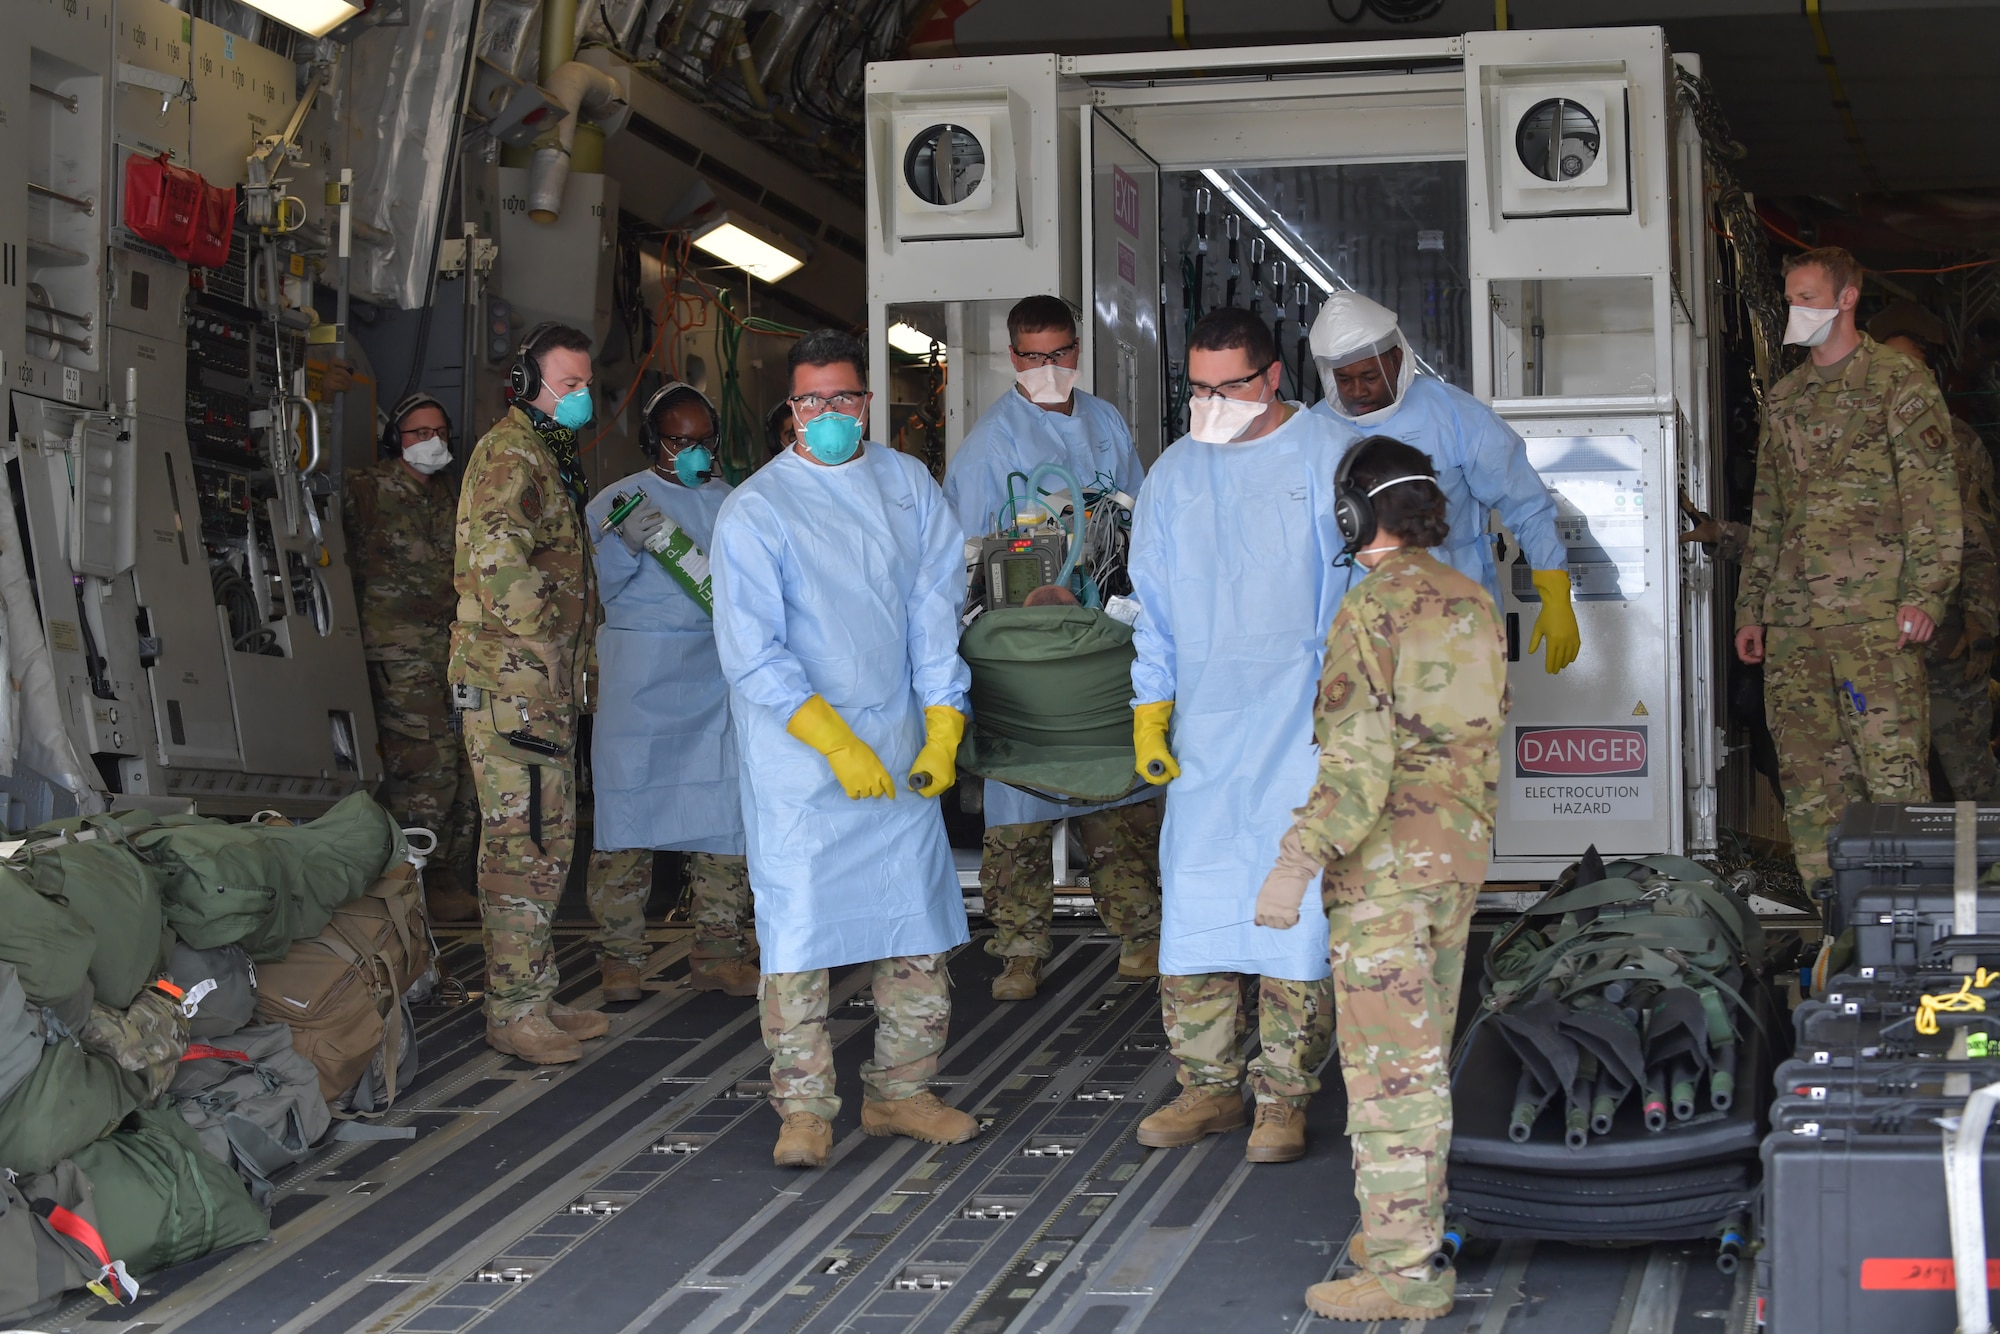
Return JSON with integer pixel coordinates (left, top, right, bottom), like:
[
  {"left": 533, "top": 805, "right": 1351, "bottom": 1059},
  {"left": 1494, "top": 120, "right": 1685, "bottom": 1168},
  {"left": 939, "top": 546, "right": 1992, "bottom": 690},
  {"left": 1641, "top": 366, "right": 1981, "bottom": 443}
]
[
  {"left": 122, "top": 151, "right": 236, "bottom": 269},
  {"left": 122, "top": 151, "right": 203, "bottom": 251},
  {"left": 184, "top": 181, "right": 236, "bottom": 269}
]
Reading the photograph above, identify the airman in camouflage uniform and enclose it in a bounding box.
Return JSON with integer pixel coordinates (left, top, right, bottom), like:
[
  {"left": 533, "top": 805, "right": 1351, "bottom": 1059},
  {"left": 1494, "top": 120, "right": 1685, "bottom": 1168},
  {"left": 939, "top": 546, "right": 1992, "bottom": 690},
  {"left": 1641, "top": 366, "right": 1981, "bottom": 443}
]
[
  {"left": 450, "top": 324, "right": 609, "bottom": 1065},
  {"left": 343, "top": 396, "right": 479, "bottom": 922},
  {"left": 1866, "top": 309, "right": 2000, "bottom": 803},
  {"left": 1257, "top": 520, "right": 1508, "bottom": 1322},
  {"left": 1736, "top": 254, "right": 1962, "bottom": 890},
  {"left": 583, "top": 848, "right": 755, "bottom": 973},
  {"left": 982, "top": 802, "right": 1163, "bottom": 970},
  {"left": 1927, "top": 415, "right": 2000, "bottom": 799},
  {"left": 1157, "top": 969, "right": 1330, "bottom": 1106},
  {"left": 762, "top": 954, "right": 950, "bottom": 1121}
]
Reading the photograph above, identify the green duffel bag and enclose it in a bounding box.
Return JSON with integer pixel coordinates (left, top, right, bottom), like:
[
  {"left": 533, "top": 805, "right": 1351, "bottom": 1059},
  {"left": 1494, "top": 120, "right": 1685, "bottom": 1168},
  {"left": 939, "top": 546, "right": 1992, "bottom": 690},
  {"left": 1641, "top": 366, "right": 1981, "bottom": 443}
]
[
  {"left": 13, "top": 825, "right": 168, "bottom": 1010},
  {"left": 956, "top": 605, "right": 1147, "bottom": 805},
  {"left": 134, "top": 792, "right": 406, "bottom": 961},
  {"left": 0, "top": 1038, "right": 149, "bottom": 1176},
  {"left": 0, "top": 861, "right": 96, "bottom": 1009},
  {"left": 70, "top": 1104, "right": 268, "bottom": 1275},
  {"left": 0, "top": 964, "right": 45, "bottom": 1108}
]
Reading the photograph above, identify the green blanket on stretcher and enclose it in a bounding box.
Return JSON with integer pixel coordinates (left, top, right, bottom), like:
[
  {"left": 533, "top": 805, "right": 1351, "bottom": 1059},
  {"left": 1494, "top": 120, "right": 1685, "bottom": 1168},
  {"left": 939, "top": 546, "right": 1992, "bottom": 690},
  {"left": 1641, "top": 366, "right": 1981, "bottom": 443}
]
[{"left": 955, "top": 605, "right": 1144, "bottom": 805}]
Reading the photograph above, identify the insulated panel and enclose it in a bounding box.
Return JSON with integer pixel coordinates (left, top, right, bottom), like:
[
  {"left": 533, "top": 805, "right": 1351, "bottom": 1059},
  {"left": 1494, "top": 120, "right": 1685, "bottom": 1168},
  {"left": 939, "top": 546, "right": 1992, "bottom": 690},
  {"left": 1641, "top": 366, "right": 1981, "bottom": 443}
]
[
  {"left": 1088, "top": 112, "right": 1163, "bottom": 466},
  {"left": 1494, "top": 409, "right": 1679, "bottom": 867}
]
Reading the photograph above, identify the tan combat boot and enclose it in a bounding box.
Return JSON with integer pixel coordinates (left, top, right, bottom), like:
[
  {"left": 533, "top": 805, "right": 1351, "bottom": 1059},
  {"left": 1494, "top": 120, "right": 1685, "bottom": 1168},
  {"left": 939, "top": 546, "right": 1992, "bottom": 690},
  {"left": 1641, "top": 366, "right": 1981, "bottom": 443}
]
[
  {"left": 860, "top": 1090, "right": 980, "bottom": 1144},
  {"left": 424, "top": 865, "right": 480, "bottom": 923},
  {"left": 774, "top": 1111, "right": 832, "bottom": 1168},
  {"left": 548, "top": 1002, "right": 610, "bottom": 1040},
  {"left": 1136, "top": 1086, "right": 1248, "bottom": 1148},
  {"left": 1118, "top": 938, "right": 1159, "bottom": 980},
  {"left": 1245, "top": 1099, "right": 1307, "bottom": 1163},
  {"left": 1304, "top": 1272, "right": 1453, "bottom": 1322},
  {"left": 991, "top": 956, "right": 1039, "bottom": 1001},
  {"left": 690, "top": 956, "right": 759, "bottom": 997},
  {"left": 486, "top": 1012, "right": 582, "bottom": 1064},
  {"left": 600, "top": 956, "right": 642, "bottom": 1003}
]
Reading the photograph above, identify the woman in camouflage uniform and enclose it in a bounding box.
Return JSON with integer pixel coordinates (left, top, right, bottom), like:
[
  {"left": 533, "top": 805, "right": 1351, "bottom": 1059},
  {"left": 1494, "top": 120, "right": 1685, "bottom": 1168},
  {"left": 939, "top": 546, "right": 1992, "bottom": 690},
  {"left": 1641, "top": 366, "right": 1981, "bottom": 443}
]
[{"left": 1254, "top": 435, "right": 1508, "bottom": 1322}]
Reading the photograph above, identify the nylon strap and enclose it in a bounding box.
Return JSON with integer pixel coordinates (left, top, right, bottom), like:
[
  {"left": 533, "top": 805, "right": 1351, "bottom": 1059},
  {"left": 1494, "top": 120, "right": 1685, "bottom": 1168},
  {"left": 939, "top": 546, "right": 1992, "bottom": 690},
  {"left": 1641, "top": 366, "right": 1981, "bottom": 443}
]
[
  {"left": 1942, "top": 1079, "right": 2000, "bottom": 1334},
  {"left": 181, "top": 1043, "right": 250, "bottom": 1063},
  {"left": 1958, "top": 800, "right": 1981, "bottom": 940},
  {"left": 33, "top": 1199, "right": 139, "bottom": 1304}
]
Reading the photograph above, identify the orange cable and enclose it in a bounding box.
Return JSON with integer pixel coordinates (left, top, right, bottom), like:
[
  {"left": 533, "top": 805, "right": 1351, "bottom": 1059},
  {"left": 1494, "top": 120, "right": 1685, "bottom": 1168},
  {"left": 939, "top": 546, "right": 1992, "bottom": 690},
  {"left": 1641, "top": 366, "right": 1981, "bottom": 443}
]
[{"left": 1756, "top": 212, "right": 1996, "bottom": 279}]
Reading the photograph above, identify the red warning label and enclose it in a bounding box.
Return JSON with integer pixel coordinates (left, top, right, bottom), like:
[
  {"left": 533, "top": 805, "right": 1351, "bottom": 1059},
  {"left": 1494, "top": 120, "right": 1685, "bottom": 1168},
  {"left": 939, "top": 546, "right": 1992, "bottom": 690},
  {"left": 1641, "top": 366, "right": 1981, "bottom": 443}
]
[
  {"left": 1859, "top": 1257, "right": 2000, "bottom": 1290},
  {"left": 1514, "top": 726, "right": 1649, "bottom": 778}
]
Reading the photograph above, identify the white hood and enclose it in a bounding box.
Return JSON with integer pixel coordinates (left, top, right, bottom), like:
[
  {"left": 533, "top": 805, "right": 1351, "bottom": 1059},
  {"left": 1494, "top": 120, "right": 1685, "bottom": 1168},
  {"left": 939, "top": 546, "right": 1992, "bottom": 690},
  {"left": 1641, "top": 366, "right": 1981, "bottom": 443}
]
[{"left": 1309, "top": 290, "right": 1416, "bottom": 427}]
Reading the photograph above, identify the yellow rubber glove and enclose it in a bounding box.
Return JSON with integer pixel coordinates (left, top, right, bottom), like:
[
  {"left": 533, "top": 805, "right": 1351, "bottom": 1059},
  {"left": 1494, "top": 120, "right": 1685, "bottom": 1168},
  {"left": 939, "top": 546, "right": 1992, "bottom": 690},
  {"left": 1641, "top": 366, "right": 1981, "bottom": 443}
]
[
  {"left": 907, "top": 705, "right": 966, "bottom": 797},
  {"left": 1133, "top": 701, "right": 1180, "bottom": 785},
  {"left": 1528, "top": 569, "right": 1582, "bottom": 675},
  {"left": 786, "top": 694, "right": 895, "bottom": 800}
]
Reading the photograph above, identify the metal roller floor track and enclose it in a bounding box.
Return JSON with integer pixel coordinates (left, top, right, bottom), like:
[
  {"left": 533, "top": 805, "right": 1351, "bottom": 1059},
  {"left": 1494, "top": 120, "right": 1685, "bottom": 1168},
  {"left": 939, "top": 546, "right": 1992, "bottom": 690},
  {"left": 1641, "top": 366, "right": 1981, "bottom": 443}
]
[{"left": 62, "top": 926, "right": 1751, "bottom": 1334}]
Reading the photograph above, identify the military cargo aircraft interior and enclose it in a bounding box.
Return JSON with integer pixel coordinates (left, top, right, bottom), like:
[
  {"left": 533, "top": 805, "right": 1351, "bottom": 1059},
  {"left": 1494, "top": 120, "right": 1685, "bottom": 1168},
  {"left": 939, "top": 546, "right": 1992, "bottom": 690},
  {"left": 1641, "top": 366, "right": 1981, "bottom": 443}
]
[{"left": 3, "top": 1, "right": 2000, "bottom": 1331}]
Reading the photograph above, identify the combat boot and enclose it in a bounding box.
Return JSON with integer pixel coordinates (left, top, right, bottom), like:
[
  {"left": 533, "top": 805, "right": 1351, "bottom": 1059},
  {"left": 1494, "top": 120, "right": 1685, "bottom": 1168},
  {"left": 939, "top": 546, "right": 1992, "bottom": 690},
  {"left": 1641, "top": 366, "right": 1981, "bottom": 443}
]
[
  {"left": 600, "top": 956, "right": 642, "bottom": 1003},
  {"left": 860, "top": 1091, "right": 980, "bottom": 1144},
  {"left": 1117, "top": 938, "right": 1159, "bottom": 980},
  {"left": 548, "top": 1002, "right": 610, "bottom": 1040},
  {"left": 424, "top": 865, "right": 480, "bottom": 923},
  {"left": 1304, "top": 1272, "right": 1453, "bottom": 1322},
  {"left": 486, "top": 1012, "right": 582, "bottom": 1064},
  {"left": 774, "top": 1112, "right": 832, "bottom": 1168},
  {"left": 991, "top": 956, "right": 1039, "bottom": 1001},
  {"left": 1245, "top": 1099, "right": 1307, "bottom": 1163},
  {"left": 690, "top": 956, "right": 759, "bottom": 997},
  {"left": 1136, "top": 1085, "right": 1248, "bottom": 1148}
]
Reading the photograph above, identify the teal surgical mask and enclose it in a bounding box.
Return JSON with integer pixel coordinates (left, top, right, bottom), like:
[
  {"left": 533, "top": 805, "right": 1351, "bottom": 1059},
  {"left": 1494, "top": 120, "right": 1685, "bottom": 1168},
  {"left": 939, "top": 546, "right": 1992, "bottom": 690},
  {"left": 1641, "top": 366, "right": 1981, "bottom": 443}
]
[
  {"left": 801, "top": 411, "right": 863, "bottom": 465},
  {"left": 672, "top": 445, "right": 714, "bottom": 487},
  {"left": 553, "top": 385, "right": 593, "bottom": 429}
]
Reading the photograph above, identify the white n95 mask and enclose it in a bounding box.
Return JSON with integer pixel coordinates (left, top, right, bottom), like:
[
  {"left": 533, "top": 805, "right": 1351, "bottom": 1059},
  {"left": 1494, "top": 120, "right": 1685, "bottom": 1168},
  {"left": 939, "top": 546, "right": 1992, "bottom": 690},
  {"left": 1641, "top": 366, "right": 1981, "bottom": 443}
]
[
  {"left": 1016, "top": 365, "right": 1079, "bottom": 405},
  {"left": 1783, "top": 304, "right": 1839, "bottom": 347},
  {"left": 402, "top": 437, "right": 452, "bottom": 475},
  {"left": 1188, "top": 393, "right": 1267, "bottom": 444}
]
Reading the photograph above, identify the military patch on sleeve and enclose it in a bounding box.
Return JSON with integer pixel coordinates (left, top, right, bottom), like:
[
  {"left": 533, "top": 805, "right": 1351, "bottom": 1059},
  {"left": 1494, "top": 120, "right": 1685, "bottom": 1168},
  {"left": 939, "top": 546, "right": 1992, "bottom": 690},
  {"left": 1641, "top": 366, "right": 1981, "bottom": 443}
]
[
  {"left": 520, "top": 482, "right": 543, "bottom": 522},
  {"left": 1896, "top": 392, "right": 1929, "bottom": 425},
  {"left": 1324, "top": 672, "right": 1354, "bottom": 711},
  {"left": 1922, "top": 424, "right": 1947, "bottom": 452}
]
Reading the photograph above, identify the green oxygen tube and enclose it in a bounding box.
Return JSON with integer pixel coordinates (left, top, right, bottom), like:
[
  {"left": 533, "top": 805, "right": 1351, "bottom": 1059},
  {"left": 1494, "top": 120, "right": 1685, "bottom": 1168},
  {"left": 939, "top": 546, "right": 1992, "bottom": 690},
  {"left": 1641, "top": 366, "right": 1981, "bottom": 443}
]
[{"left": 601, "top": 491, "right": 714, "bottom": 617}]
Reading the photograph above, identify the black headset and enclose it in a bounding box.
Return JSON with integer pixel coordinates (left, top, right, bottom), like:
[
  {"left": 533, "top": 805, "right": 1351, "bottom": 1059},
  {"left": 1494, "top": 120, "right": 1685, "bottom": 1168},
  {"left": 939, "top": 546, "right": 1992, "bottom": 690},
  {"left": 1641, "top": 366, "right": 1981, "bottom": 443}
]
[
  {"left": 639, "top": 381, "right": 721, "bottom": 460},
  {"left": 1332, "top": 434, "right": 1438, "bottom": 558},
  {"left": 379, "top": 392, "right": 452, "bottom": 459},
  {"left": 507, "top": 321, "right": 564, "bottom": 405}
]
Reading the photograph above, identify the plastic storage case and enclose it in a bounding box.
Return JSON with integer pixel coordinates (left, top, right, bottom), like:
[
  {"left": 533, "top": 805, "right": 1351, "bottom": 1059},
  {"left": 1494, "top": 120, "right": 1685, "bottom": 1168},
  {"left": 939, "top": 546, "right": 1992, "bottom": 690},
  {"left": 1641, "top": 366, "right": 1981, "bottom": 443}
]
[
  {"left": 1852, "top": 886, "right": 2000, "bottom": 969},
  {"left": 1827, "top": 802, "right": 2000, "bottom": 935},
  {"left": 1761, "top": 1110, "right": 2000, "bottom": 1334}
]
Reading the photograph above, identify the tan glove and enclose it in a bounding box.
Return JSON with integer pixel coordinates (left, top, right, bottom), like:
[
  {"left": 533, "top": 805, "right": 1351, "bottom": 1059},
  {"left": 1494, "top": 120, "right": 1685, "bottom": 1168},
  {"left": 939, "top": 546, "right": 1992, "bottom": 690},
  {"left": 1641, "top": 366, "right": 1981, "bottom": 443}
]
[{"left": 1253, "top": 828, "right": 1322, "bottom": 930}]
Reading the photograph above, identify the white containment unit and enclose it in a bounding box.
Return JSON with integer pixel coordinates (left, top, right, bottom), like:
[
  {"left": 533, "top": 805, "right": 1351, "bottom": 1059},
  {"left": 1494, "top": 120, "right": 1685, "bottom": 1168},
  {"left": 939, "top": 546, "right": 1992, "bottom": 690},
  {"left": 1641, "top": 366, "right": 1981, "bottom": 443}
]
[{"left": 865, "top": 28, "right": 1725, "bottom": 878}]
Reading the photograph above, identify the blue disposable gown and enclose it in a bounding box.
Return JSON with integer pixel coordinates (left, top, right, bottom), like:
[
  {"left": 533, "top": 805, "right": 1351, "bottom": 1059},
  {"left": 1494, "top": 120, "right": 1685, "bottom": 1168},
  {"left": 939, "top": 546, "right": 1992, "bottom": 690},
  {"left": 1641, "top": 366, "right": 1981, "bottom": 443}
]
[
  {"left": 1312, "top": 375, "right": 1566, "bottom": 607},
  {"left": 711, "top": 444, "right": 973, "bottom": 974},
  {"left": 1128, "top": 406, "right": 1356, "bottom": 981},
  {"left": 944, "top": 387, "right": 1153, "bottom": 827},
  {"left": 943, "top": 387, "right": 1146, "bottom": 536},
  {"left": 584, "top": 470, "right": 743, "bottom": 855}
]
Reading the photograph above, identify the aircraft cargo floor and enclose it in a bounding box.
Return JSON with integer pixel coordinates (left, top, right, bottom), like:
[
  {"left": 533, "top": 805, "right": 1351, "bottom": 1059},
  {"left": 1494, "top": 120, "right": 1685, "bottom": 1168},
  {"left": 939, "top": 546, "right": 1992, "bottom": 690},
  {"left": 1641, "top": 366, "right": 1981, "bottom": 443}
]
[{"left": 44, "top": 926, "right": 1756, "bottom": 1334}]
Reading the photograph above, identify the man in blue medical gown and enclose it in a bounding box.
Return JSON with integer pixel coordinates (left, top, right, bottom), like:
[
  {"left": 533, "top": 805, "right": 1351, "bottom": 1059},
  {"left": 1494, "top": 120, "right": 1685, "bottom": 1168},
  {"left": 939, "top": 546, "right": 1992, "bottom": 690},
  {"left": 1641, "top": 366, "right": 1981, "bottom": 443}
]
[
  {"left": 712, "top": 329, "right": 981, "bottom": 1169},
  {"left": 1307, "top": 290, "right": 1579, "bottom": 672},
  {"left": 942, "top": 295, "right": 1163, "bottom": 1000},
  {"left": 1127, "top": 307, "right": 1345, "bottom": 1166}
]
